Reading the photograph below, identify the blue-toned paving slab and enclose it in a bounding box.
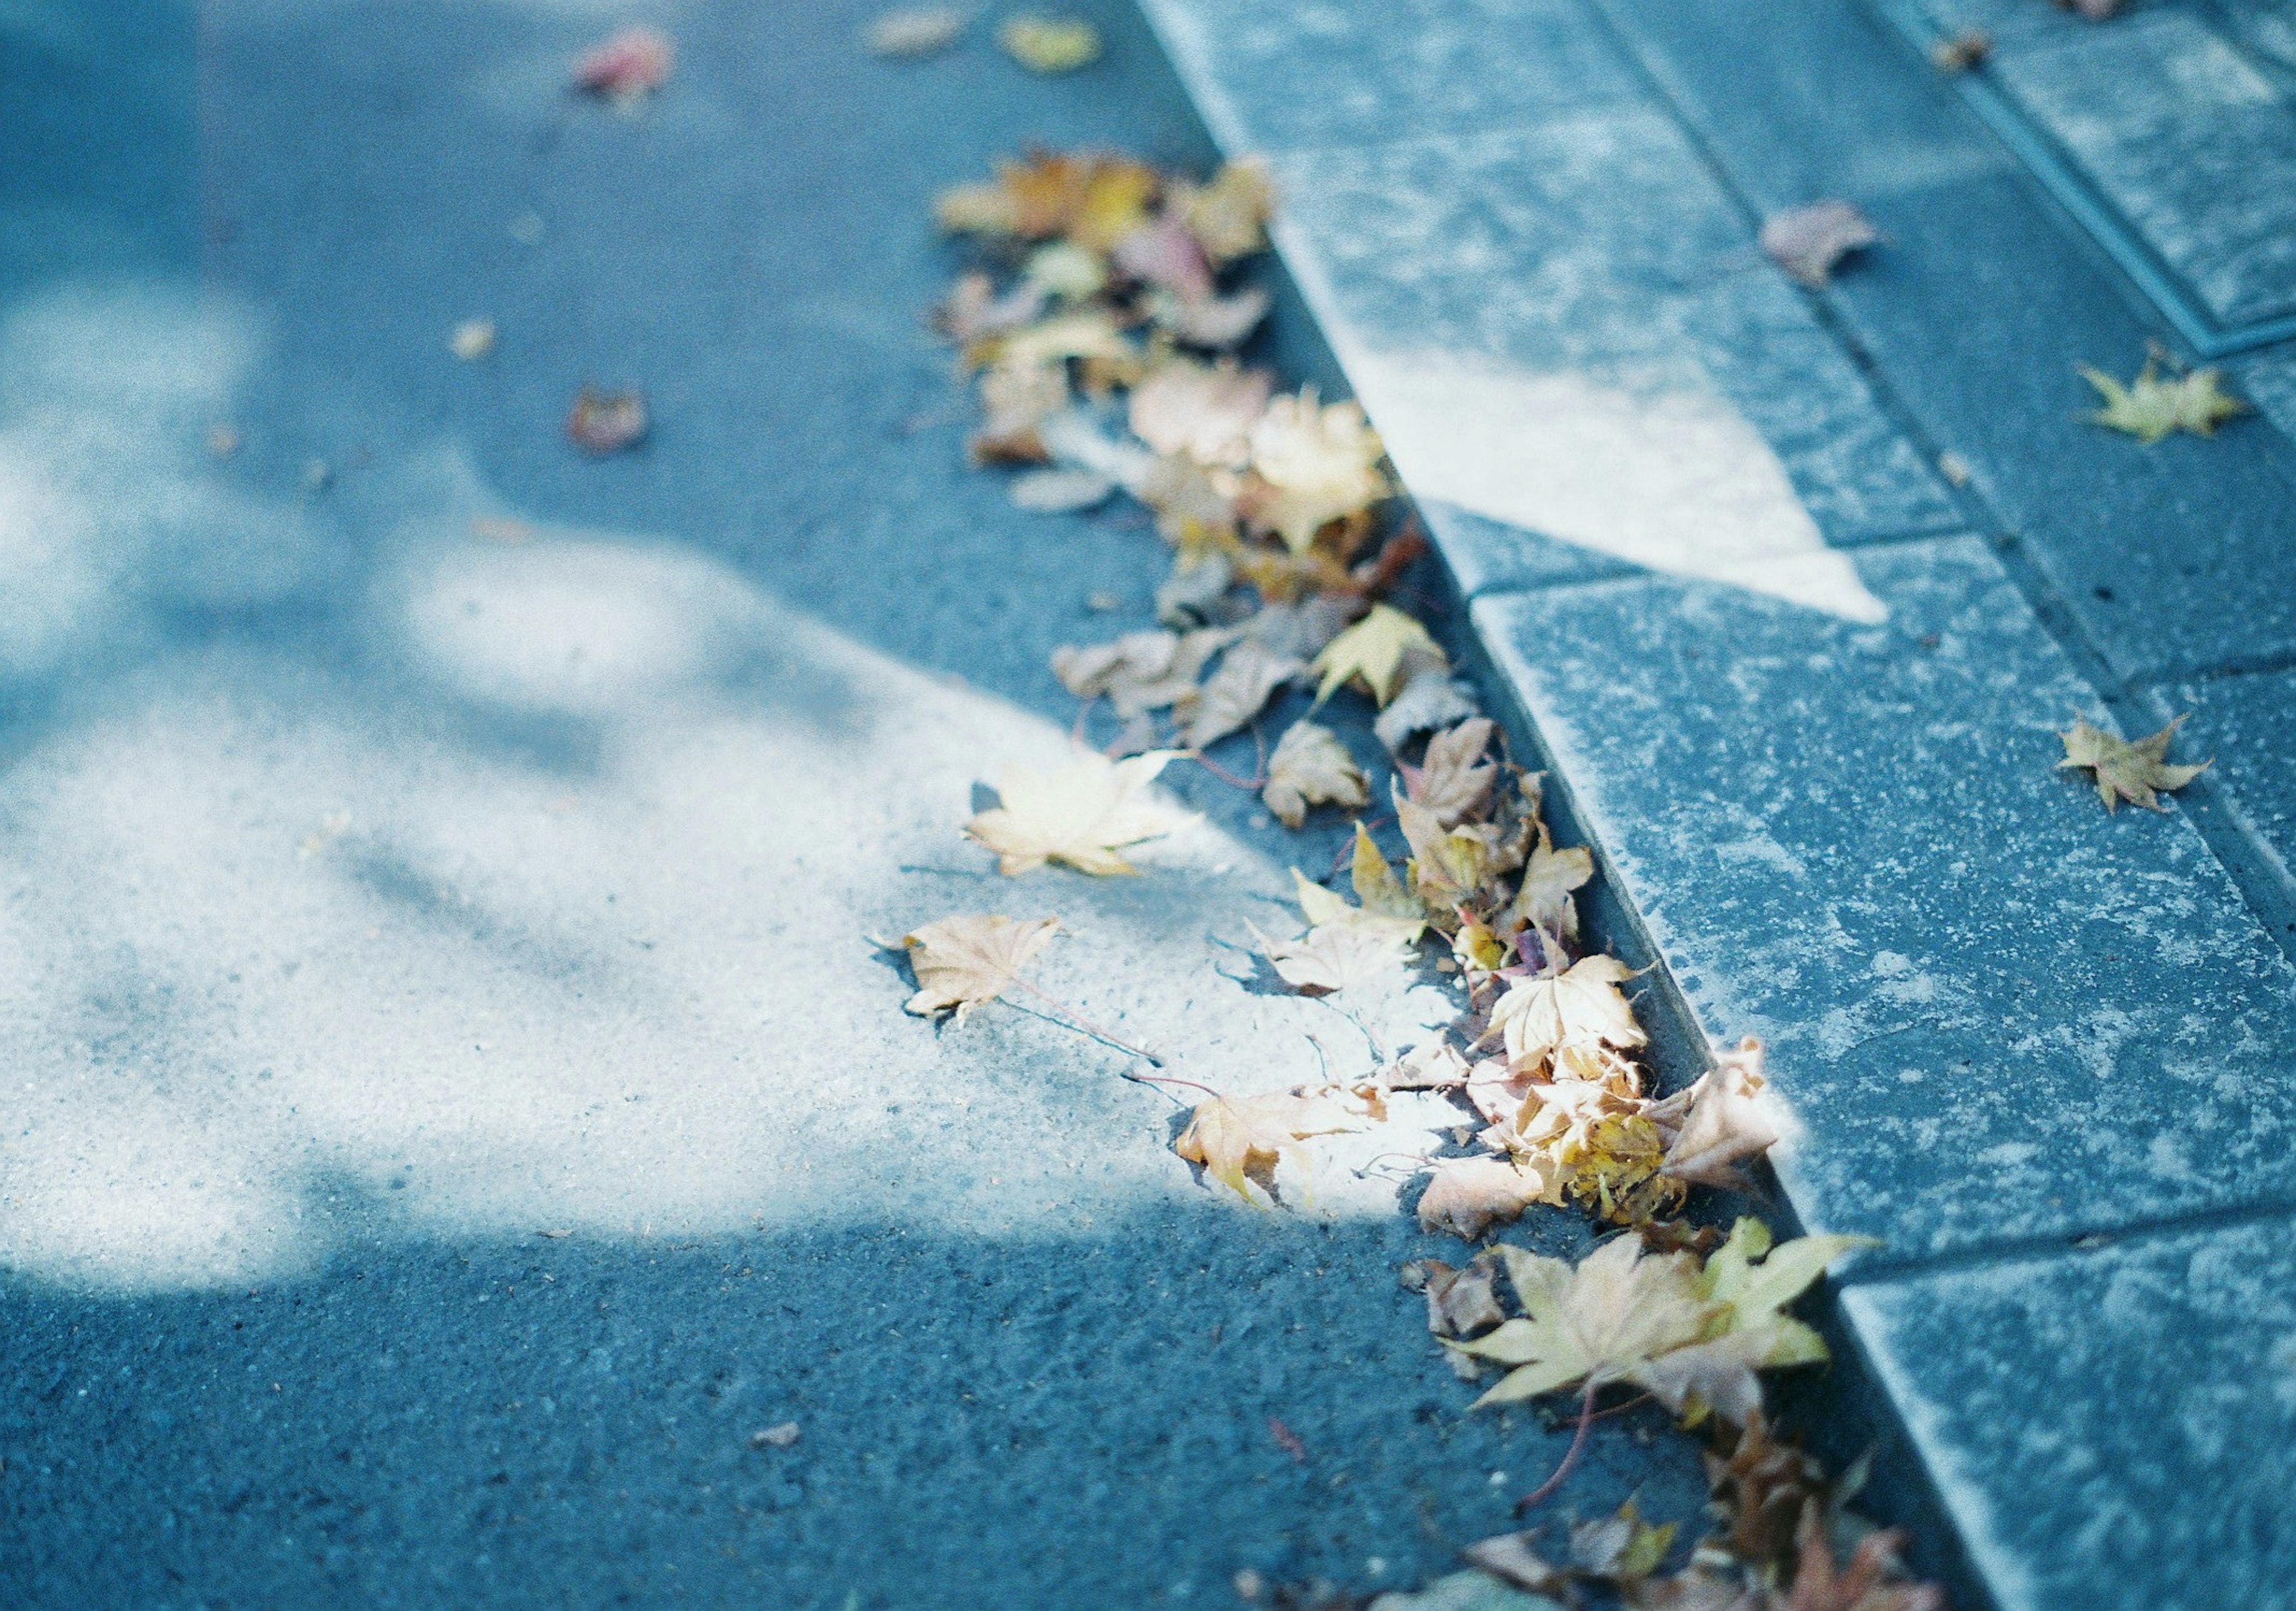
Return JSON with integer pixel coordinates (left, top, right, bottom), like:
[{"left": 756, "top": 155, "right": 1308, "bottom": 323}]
[
  {"left": 1473, "top": 535, "right": 2296, "bottom": 1261},
  {"left": 1258, "top": 119, "right": 1953, "bottom": 597},
  {"left": 1590, "top": 0, "right": 2296, "bottom": 680},
  {"left": 2169, "top": 667, "right": 2296, "bottom": 884},
  {"left": 1839, "top": 1213, "right": 2296, "bottom": 1611},
  {"left": 1140, "top": 0, "right": 1642, "bottom": 156}
]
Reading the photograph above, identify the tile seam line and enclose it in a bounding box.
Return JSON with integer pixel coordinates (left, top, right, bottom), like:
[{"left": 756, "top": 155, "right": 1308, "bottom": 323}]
[
  {"left": 1569, "top": 0, "right": 2296, "bottom": 965},
  {"left": 1452, "top": 518, "right": 1980, "bottom": 607},
  {"left": 1830, "top": 1185, "right": 2296, "bottom": 1288}
]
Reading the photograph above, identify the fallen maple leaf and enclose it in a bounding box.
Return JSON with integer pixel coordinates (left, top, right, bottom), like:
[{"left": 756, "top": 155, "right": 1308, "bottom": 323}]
[
  {"left": 1397, "top": 792, "right": 1494, "bottom": 908},
  {"left": 1311, "top": 604, "right": 1444, "bottom": 707},
  {"left": 1129, "top": 357, "right": 1268, "bottom": 467},
  {"left": 1180, "top": 641, "right": 1302, "bottom": 748},
  {"left": 1452, "top": 1236, "right": 1713, "bottom": 1408},
  {"left": 966, "top": 750, "right": 1198, "bottom": 875},
  {"left": 1571, "top": 1498, "right": 1678, "bottom": 1581},
  {"left": 2057, "top": 714, "right": 2209, "bottom": 811},
  {"left": 1402, "top": 1250, "right": 1509, "bottom": 1338},
  {"left": 1255, "top": 919, "right": 1406, "bottom": 996},
  {"left": 866, "top": 6, "right": 967, "bottom": 57},
  {"left": 1416, "top": 1154, "right": 1562, "bottom": 1238},
  {"left": 1489, "top": 955, "right": 1646, "bottom": 1073},
  {"left": 899, "top": 913, "right": 1060, "bottom": 1022},
  {"left": 1503, "top": 826, "right": 1594, "bottom": 942},
  {"left": 1262, "top": 720, "right": 1367, "bottom": 829},
  {"left": 1052, "top": 625, "right": 1232, "bottom": 717},
  {"left": 1177, "top": 159, "right": 1277, "bottom": 264},
  {"left": 566, "top": 388, "right": 648, "bottom": 454},
  {"left": 1402, "top": 717, "right": 1497, "bottom": 826},
  {"left": 2081, "top": 358, "right": 2244, "bottom": 442},
  {"left": 1375, "top": 663, "right": 1482, "bottom": 754},
  {"left": 1247, "top": 388, "right": 1391, "bottom": 552},
  {"left": 1706, "top": 1411, "right": 1828, "bottom": 1569},
  {"left": 573, "top": 26, "right": 673, "bottom": 102},
  {"left": 1176, "top": 1086, "right": 1360, "bottom": 1206},
  {"left": 1782, "top": 1514, "right": 1944, "bottom": 1611},
  {"left": 1651, "top": 1038, "right": 1779, "bottom": 1191},
  {"left": 1760, "top": 201, "right": 1877, "bottom": 288},
  {"left": 997, "top": 14, "right": 1101, "bottom": 72}
]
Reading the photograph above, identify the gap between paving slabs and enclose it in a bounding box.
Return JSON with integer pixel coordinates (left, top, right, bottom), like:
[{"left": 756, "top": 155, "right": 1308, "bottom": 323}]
[{"left": 899, "top": 124, "right": 1956, "bottom": 1611}]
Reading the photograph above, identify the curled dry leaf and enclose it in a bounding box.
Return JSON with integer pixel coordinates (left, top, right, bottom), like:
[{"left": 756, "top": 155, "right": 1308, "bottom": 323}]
[
  {"left": 1396, "top": 791, "right": 1495, "bottom": 909},
  {"left": 566, "top": 388, "right": 648, "bottom": 455},
  {"left": 1571, "top": 1498, "right": 1678, "bottom": 1582},
  {"left": 1247, "top": 387, "right": 1391, "bottom": 552},
  {"left": 573, "top": 26, "right": 673, "bottom": 102},
  {"left": 1311, "top": 604, "right": 1443, "bottom": 707},
  {"left": 2080, "top": 359, "right": 2243, "bottom": 442},
  {"left": 1707, "top": 1411, "right": 1828, "bottom": 1569},
  {"left": 1409, "top": 1250, "right": 1508, "bottom": 1338},
  {"left": 1262, "top": 720, "right": 1367, "bottom": 829},
  {"left": 1176, "top": 1086, "right": 1362, "bottom": 1206},
  {"left": 1180, "top": 640, "right": 1303, "bottom": 749},
  {"left": 1385, "top": 1037, "right": 1471, "bottom": 1090},
  {"left": 966, "top": 750, "right": 1198, "bottom": 875},
  {"left": 1052, "top": 625, "right": 1232, "bottom": 717},
  {"left": 2057, "top": 714, "right": 2209, "bottom": 811},
  {"left": 1288, "top": 827, "right": 1427, "bottom": 946},
  {"left": 1653, "top": 1038, "right": 1779, "bottom": 1191},
  {"left": 1416, "top": 1154, "right": 1563, "bottom": 1239},
  {"left": 1760, "top": 200, "right": 1877, "bottom": 288},
  {"left": 866, "top": 6, "right": 967, "bottom": 57},
  {"left": 1780, "top": 1512, "right": 1944, "bottom": 1611},
  {"left": 899, "top": 913, "right": 1060, "bottom": 1022},
  {"left": 1503, "top": 826, "right": 1593, "bottom": 943},
  {"left": 997, "top": 14, "right": 1101, "bottom": 72},
  {"left": 1155, "top": 285, "right": 1273, "bottom": 349}
]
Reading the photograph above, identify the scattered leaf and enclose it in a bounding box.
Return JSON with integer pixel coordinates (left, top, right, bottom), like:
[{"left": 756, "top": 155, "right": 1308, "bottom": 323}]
[
  {"left": 450, "top": 319, "right": 496, "bottom": 360},
  {"left": 1311, "top": 604, "right": 1443, "bottom": 707},
  {"left": 1490, "top": 956, "right": 1645, "bottom": 1074},
  {"left": 1451, "top": 1236, "right": 1714, "bottom": 1408},
  {"left": 899, "top": 913, "right": 1060, "bottom": 1022},
  {"left": 1262, "top": 721, "right": 1367, "bottom": 829},
  {"left": 1256, "top": 919, "right": 1406, "bottom": 996},
  {"left": 1779, "top": 1512, "right": 1944, "bottom": 1611},
  {"left": 2080, "top": 359, "right": 2244, "bottom": 443},
  {"left": 1051, "top": 625, "right": 1232, "bottom": 717},
  {"left": 966, "top": 750, "right": 1198, "bottom": 875},
  {"left": 1417, "top": 1154, "right": 1563, "bottom": 1239},
  {"left": 1247, "top": 388, "right": 1391, "bottom": 552},
  {"left": 1402, "top": 719, "right": 1497, "bottom": 827},
  {"left": 1652, "top": 1038, "right": 1779, "bottom": 1191},
  {"left": 750, "top": 1421, "right": 802, "bottom": 1448},
  {"left": 2056, "top": 714, "right": 2209, "bottom": 811},
  {"left": 1176, "top": 1086, "right": 1361, "bottom": 1206},
  {"left": 1503, "top": 827, "right": 1593, "bottom": 943},
  {"left": 1180, "top": 641, "right": 1303, "bottom": 748},
  {"left": 1156, "top": 285, "right": 1273, "bottom": 349},
  {"left": 1760, "top": 200, "right": 1877, "bottom": 288},
  {"left": 1129, "top": 357, "right": 1269, "bottom": 467},
  {"left": 1178, "top": 159, "right": 1277, "bottom": 264},
  {"left": 1010, "top": 466, "right": 1116, "bottom": 513},
  {"left": 997, "top": 14, "right": 1101, "bottom": 72},
  {"left": 566, "top": 387, "right": 648, "bottom": 455},
  {"left": 1376, "top": 666, "right": 1480, "bottom": 754},
  {"left": 866, "top": 7, "right": 967, "bottom": 57},
  {"left": 1112, "top": 215, "right": 1214, "bottom": 301},
  {"left": 573, "top": 26, "right": 673, "bottom": 102},
  {"left": 1570, "top": 1498, "right": 1676, "bottom": 1581}
]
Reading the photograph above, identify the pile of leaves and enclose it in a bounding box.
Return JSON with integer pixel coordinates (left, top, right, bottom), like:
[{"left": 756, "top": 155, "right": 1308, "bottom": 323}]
[{"left": 894, "top": 148, "right": 1946, "bottom": 1611}]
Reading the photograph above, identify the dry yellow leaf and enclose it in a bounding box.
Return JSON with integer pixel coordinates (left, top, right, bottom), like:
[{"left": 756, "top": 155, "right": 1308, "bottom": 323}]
[
  {"left": 2081, "top": 359, "right": 2244, "bottom": 444},
  {"left": 1489, "top": 955, "right": 1645, "bottom": 1072},
  {"left": 899, "top": 913, "right": 1060, "bottom": 1022},
  {"left": 998, "top": 15, "right": 1101, "bottom": 72},
  {"left": 1176, "top": 1087, "right": 1361, "bottom": 1206},
  {"left": 1400, "top": 717, "right": 1496, "bottom": 827},
  {"left": 2057, "top": 714, "right": 2209, "bottom": 812},
  {"left": 1254, "top": 919, "right": 1405, "bottom": 996},
  {"left": 1178, "top": 158, "right": 1277, "bottom": 264},
  {"left": 1416, "top": 1154, "right": 1562, "bottom": 1239},
  {"left": 1310, "top": 604, "right": 1443, "bottom": 707},
  {"left": 1247, "top": 388, "right": 1391, "bottom": 553},
  {"left": 1501, "top": 825, "right": 1593, "bottom": 942},
  {"left": 966, "top": 750, "right": 1198, "bottom": 875}
]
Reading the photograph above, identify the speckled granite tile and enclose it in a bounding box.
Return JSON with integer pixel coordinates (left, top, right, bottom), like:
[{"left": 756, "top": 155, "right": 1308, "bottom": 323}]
[
  {"left": 1473, "top": 534, "right": 2296, "bottom": 1259},
  {"left": 1840, "top": 1216, "right": 2296, "bottom": 1611},
  {"left": 1595, "top": 0, "right": 2296, "bottom": 678},
  {"left": 2238, "top": 345, "right": 2296, "bottom": 445},
  {"left": 1989, "top": 11, "right": 2296, "bottom": 328},
  {"left": 1259, "top": 120, "right": 1952, "bottom": 596},
  {"left": 1137, "top": 0, "right": 1642, "bottom": 156},
  {"left": 2168, "top": 666, "right": 2296, "bottom": 884}
]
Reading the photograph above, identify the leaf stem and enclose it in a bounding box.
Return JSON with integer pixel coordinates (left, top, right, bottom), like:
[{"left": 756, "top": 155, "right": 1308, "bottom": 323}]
[
  {"left": 1188, "top": 748, "right": 1268, "bottom": 792},
  {"left": 1516, "top": 1378, "right": 1600, "bottom": 1512},
  {"left": 1122, "top": 1068, "right": 1223, "bottom": 1099},
  {"left": 1011, "top": 978, "right": 1167, "bottom": 1066}
]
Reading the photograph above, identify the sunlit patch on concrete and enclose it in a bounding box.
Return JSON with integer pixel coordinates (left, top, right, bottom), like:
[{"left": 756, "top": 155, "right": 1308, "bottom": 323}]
[{"left": 1341, "top": 345, "right": 1890, "bottom": 623}]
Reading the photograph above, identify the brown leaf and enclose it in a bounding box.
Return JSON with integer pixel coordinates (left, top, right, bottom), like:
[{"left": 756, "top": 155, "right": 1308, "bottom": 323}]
[
  {"left": 1705, "top": 1413, "right": 1827, "bottom": 1569},
  {"left": 1760, "top": 201, "right": 1877, "bottom": 288},
  {"left": 1401, "top": 717, "right": 1497, "bottom": 827},
  {"left": 900, "top": 914, "right": 1060, "bottom": 1022},
  {"left": 1419, "top": 1248, "right": 1508, "bottom": 1338},
  {"left": 2057, "top": 714, "right": 2209, "bottom": 811},
  {"left": 1782, "top": 1515, "right": 1943, "bottom": 1611},
  {"left": 1416, "top": 1154, "right": 1562, "bottom": 1239},
  {"left": 1262, "top": 720, "right": 1368, "bottom": 829}
]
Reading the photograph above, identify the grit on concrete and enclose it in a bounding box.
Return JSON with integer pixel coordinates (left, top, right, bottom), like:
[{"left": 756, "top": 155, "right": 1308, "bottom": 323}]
[{"left": 0, "top": 2, "right": 1711, "bottom": 1607}]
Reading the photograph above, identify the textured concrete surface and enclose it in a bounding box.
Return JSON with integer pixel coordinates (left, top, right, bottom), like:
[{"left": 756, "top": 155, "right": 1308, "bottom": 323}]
[
  {"left": 0, "top": 2, "right": 1716, "bottom": 1606},
  {"left": 1139, "top": 0, "right": 2296, "bottom": 1604}
]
